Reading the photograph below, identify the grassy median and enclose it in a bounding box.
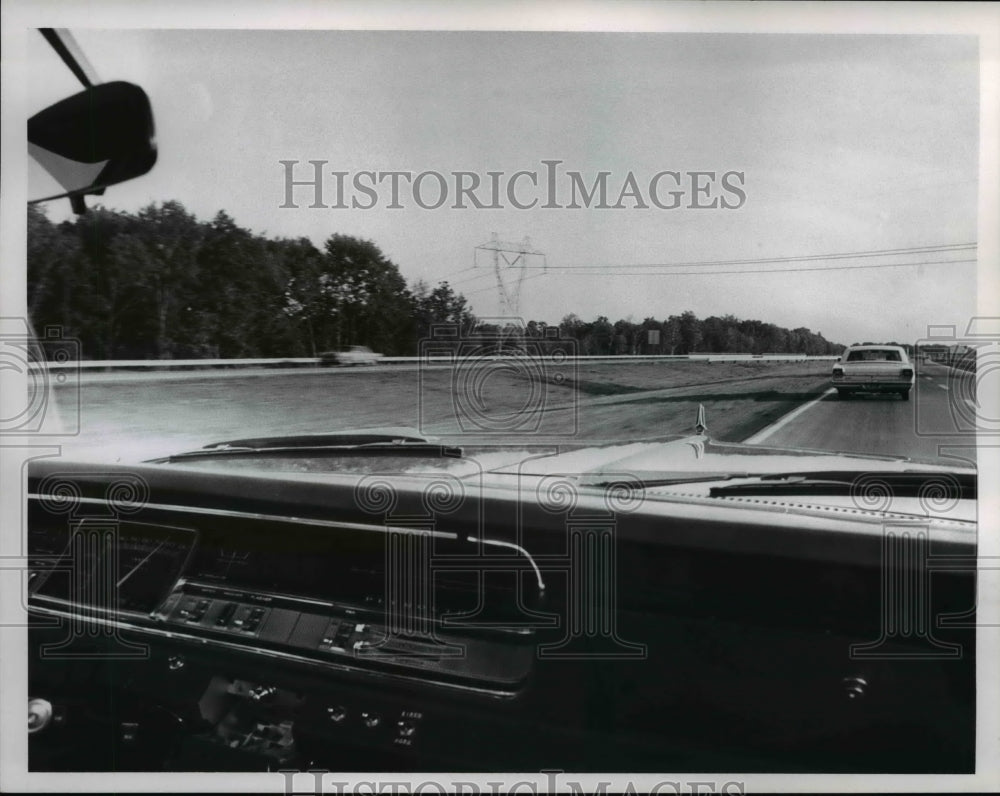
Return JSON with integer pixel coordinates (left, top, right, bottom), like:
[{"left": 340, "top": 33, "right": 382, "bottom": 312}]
[{"left": 60, "top": 359, "right": 835, "bottom": 459}]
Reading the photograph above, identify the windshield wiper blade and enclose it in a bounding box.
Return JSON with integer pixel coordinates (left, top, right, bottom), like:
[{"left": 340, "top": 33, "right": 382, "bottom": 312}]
[
  {"left": 154, "top": 439, "right": 463, "bottom": 463},
  {"left": 584, "top": 472, "right": 753, "bottom": 488},
  {"left": 585, "top": 469, "right": 976, "bottom": 500},
  {"left": 708, "top": 470, "right": 976, "bottom": 500},
  {"left": 201, "top": 431, "right": 433, "bottom": 450}
]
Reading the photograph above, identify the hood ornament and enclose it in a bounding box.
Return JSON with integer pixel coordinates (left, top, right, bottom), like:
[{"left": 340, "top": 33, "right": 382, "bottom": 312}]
[{"left": 694, "top": 404, "right": 708, "bottom": 435}]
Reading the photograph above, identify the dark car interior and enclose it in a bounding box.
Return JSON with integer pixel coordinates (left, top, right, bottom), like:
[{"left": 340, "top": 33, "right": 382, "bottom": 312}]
[{"left": 26, "top": 457, "right": 976, "bottom": 773}]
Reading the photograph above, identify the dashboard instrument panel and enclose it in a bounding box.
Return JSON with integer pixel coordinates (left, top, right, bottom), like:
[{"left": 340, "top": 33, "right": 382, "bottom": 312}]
[
  {"left": 25, "top": 462, "right": 977, "bottom": 773},
  {"left": 31, "top": 520, "right": 197, "bottom": 616}
]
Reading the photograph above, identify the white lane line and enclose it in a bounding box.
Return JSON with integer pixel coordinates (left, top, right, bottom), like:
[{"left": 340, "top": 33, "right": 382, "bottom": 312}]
[
  {"left": 937, "top": 384, "right": 949, "bottom": 391},
  {"left": 743, "top": 388, "right": 836, "bottom": 445}
]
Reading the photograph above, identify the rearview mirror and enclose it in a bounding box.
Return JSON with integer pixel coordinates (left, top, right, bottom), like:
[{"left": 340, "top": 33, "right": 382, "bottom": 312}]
[{"left": 28, "top": 81, "right": 156, "bottom": 207}]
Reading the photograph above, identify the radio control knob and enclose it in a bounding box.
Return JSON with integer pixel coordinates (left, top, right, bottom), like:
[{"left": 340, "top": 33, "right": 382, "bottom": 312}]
[
  {"left": 249, "top": 685, "right": 277, "bottom": 702},
  {"left": 327, "top": 705, "right": 348, "bottom": 723},
  {"left": 842, "top": 676, "right": 868, "bottom": 701},
  {"left": 28, "top": 698, "right": 53, "bottom": 734}
]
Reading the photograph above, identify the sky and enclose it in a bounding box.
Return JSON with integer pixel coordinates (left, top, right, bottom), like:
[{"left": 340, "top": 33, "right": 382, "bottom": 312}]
[{"left": 23, "top": 25, "right": 982, "bottom": 347}]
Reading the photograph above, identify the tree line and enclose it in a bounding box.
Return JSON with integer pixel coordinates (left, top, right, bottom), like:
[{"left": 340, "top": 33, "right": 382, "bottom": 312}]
[
  {"left": 28, "top": 201, "right": 471, "bottom": 359},
  {"left": 553, "top": 312, "right": 841, "bottom": 356},
  {"left": 27, "top": 200, "right": 843, "bottom": 360}
]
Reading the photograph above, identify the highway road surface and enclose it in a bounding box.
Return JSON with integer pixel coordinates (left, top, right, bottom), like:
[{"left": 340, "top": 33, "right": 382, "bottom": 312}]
[
  {"left": 745, "top": 360, "right": 978, "bottom": 466},
  {"left": 49, "top": 359, "right": 980, "bottom": 467}
]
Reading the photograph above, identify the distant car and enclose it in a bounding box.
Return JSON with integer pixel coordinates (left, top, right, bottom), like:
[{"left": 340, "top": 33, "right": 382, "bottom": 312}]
[
  {"left": 831, "top": 344, "right": 914, "bottom": 400},
  {"left": 319, "top": 345, "right": 383, "bottom": 367}
]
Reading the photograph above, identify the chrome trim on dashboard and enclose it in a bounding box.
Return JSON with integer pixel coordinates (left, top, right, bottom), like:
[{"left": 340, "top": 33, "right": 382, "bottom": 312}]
[
  {"left": 27, "top": 494, "right": 461, "bottom": 540},
  {"left": 466, "top": 536, "right": 546, "bottom": 593},
  {"left": 172, "top": 578, "right": 339, "bottom": 609},
  {"left": 28, "top": 494, "right": 554, "bottom": 586},
  {"left": 27, "top": 602, "right": 521, "bottom": 700}
]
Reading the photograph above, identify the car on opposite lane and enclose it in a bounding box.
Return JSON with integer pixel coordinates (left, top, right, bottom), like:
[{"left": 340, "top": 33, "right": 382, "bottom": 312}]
[
  {"left": 318, "top": 345, "right": 383, "bottom": 367},
  {"left": 831, "top": 344, "right": 915, "bottom": 400}
]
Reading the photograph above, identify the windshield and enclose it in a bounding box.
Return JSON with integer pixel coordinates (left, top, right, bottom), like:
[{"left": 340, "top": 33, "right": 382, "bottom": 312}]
[
  {"left": 8, "top": 9, "right": 998, "bottom": 791},
  {"left": 18, "top": 28, "right": 982, "bottom": 472}
]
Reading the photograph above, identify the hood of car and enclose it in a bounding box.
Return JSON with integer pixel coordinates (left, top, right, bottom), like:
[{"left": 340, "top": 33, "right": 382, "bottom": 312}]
[
  {"left": 163, "top": 423, "right": 973, "bottom": 475},
  {"left": 146, "top": 424, "right": 976, "bottom": 524},
  {"left": 479, "top": 435, "right": 973, "bottom": 477}
]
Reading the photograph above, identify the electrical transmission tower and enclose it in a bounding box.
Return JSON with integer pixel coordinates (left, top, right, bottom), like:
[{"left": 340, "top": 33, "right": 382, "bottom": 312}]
[{"left": 473, "top": 234, "right": 546, "bottom": 318}]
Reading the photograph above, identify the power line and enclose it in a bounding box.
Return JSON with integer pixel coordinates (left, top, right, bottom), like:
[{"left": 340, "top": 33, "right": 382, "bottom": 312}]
[
  {"left": 463, "top": 256, "right": 974, "bottom": 295},
  {"left": 432, "top": 265, "right": 479, "bottom": 282},
  {"left": 531, "top": 257, "right": 976, "bottom": 278},
  {"left": 449, "top": 241, "right": 977, "bottom": 300},
  {"left": 464, "top": 270, "right": 550, "bottom": 297},
  {"left": 518, "top": 242, "right": 976, "bottom": 271},
  {"left": 445, "top": 240, "right": 976, "bottom": 281},
  {"left": 448, "top": 270, "right": 495, "bottom": 288}
]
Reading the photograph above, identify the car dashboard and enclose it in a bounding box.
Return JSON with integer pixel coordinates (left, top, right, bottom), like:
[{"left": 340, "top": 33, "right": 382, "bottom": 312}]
[{"left": 26, "top": 457, "right": 977, "bottom": 773}]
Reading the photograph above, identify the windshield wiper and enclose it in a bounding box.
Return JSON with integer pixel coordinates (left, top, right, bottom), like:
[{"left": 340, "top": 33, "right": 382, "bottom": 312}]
[
  {"left": 583, "top": 472, "right": 753, "bottom": 488},
  {"left": 200, "top": 431, "right": 433, "bottom": 450},
  {"left": 584, "top": 469, "right": 976, "bottom": 500},
  {"left": 708, "top": 470, "right": 976, "bottom": 500},
  {"left": 152, "top": 437, "right": 463, "bottom": 463}
]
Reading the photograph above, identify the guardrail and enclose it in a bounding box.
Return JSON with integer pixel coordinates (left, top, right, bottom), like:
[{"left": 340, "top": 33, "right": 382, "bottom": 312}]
[{"left": 29, "top": 354, "right": 841, "bottom": 371}]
